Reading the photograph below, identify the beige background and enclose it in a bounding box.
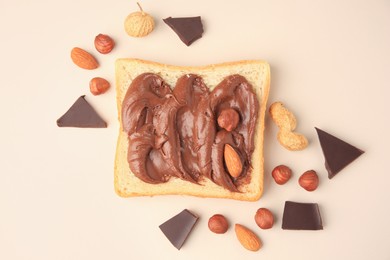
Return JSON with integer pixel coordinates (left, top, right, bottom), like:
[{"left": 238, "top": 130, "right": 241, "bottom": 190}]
[{"left": 1, "top": 0, "right": 389, "bottom": 259}]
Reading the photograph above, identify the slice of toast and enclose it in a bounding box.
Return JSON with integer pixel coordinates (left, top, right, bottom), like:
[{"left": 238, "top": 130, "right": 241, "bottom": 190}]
[{"left": 114, "top": 58, "right": 270, "bottom": 201}]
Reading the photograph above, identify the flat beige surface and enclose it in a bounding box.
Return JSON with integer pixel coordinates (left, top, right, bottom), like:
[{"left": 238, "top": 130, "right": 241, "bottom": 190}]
[{"left": 0, "top": 0, "right": 389, "bottom": 259}]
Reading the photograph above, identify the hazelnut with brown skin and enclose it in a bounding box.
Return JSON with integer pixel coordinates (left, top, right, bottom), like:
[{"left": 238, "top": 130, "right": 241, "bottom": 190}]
[
  {"left": 208, "top": 214, "right": 229, "bottom": 234},
  {"left": 255, "top": 208, "right": 274, "bottom": 229},
  {"left": 299, "top": 170, "right": 319, "bottom": 191},
  {"left": 217, "top": 108, "right": 240, "bottom": 132},
  {"left": 271, "top": 165, "right": 292, "bottom": 185},
  {"left": 94, "top": 34, "right": 115, "bottom": 54},
  {"left": 89, "top": 77, "right": 110, "bottom": 95}
]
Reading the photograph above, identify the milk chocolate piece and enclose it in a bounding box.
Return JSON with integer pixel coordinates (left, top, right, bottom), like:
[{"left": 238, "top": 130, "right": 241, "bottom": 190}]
[
  {"left": 57, "top": 95, "right": 107, "bottom": 128},
  {"left": 282, "top": 201, "right": 323, "bottom": 230},
  {"left": 159, "top": 209, "right": 199, "bottom": 250},
  {"left": 315, "top": 127, "right": 364, "bottom": 179},
  {"left": 163, "top": 16, "right": 203, "bottom": 46}
]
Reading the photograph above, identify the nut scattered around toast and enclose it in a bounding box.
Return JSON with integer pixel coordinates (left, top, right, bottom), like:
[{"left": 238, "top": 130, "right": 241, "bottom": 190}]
[
  {"left": 235, "top": 224, "right": 262, "bottom": 251},
  {"left": 269, "top": 102, "right": 308, "bottom": 151},
  {"left": 70, "top": 47, "right": 99, "bottom": 70}
]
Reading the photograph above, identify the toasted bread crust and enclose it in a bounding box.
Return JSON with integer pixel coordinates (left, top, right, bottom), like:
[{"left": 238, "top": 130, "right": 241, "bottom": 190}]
[{"left": 114, "top": 58, "right": 270, "bottom": 201}]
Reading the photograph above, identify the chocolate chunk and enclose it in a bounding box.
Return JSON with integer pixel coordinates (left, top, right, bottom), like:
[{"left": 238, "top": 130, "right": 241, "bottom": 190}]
[
  {"left": 315, "top": 127, "right": 364, "bottom": 179},
  {"left": 57, "top": 95, "right": 107, "bottom": 128},
  {"left": 159, "top": 209, "right": 199, "bottom": 250},
  {"left": 163, "top": 16, "right": 203, "bottom": 46},
  {"left": 282, "top": 201, "right": 323, "bottom": 230}
]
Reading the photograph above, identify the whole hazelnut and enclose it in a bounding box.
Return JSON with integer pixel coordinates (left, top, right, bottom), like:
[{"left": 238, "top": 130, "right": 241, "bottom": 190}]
[
  {"left": 254, "top": 208, "right": 274, "bottom": 229},
  {"left": 217, "top": 108, "right": 240, "bottom": 132},
  {"left": 94, "top": 34, "right": 115, "bottom": 54},
  {"left": 298, "top": 170, "right": 319, "bottom": 191},
  {"left": 89, "top": 77, "right": 110, "bottom": 95},
  {"left": 271, "top": 165, "right": 292, "bottom": 185},
  {"left": 208, "top": 214, "right": 229, "bottom": 234}
]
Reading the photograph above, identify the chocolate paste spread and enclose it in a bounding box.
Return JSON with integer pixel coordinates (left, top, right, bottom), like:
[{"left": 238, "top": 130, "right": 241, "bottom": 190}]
[{"left": 122, "top": 73, "right": 259, "bottom": 192}]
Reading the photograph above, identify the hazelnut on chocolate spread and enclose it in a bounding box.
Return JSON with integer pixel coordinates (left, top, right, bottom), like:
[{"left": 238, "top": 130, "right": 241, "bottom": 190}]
[{"left": 121, "top": 73, "right": 259, "bottom": 191}]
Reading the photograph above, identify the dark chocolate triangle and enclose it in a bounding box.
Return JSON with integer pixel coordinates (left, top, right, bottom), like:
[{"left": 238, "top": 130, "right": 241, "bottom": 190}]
[
  {"left": 57, "top": 95, "right": 107, "bottom": 128},
  {"left": 282, "top": 201, "right": 323, "bottom": 230},
  {"left": 159, "top": 209, "right": 199, "bottom": 250},
  {"left": 163, "top": 16, "right": 203, "bottom": 46},
  {"left": 315, "top": 127, "right": 364, "bottom": 179}
]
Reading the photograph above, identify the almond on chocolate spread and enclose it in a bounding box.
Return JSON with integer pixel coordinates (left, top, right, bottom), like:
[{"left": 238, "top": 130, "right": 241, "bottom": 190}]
[{"left": 121, "top": 73, "right": 259, "bottom": 191}]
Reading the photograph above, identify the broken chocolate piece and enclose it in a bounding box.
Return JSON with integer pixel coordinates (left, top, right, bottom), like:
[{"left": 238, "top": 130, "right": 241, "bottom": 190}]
[
  {"left": 282, "top": 201, "right": 323, "bottom": 230},
  {"left": 159, "top": 209, "right": 199, "bottom": 250},
  {"left": 315, "top": 127, "right": 364, "bottom": 179},
  {"left": 57, "top": 95, "right": 107, "bottom": 128},
  {"left": 163, "top": 16, "right": 203, "bottom": 46}
]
